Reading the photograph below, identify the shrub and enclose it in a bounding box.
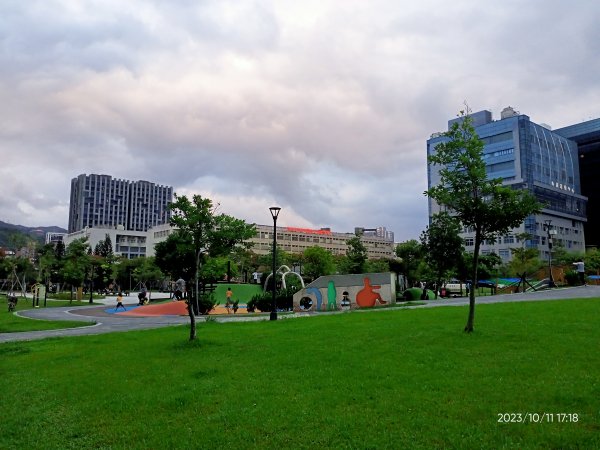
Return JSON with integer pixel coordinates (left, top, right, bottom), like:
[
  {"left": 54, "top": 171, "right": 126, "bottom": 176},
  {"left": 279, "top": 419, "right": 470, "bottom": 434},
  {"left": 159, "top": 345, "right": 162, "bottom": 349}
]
[
  {"left": 564, "top": 270, "right": 580, "bottom": 286},
  {"left": 247, "top": 286, "right": 299, "bottom": 312},
  {"left": 402, "top": 288, "right": 436, "bottom": 300},
  {"left": 197, "top": 293, "right": 218, "bottom": 315}
]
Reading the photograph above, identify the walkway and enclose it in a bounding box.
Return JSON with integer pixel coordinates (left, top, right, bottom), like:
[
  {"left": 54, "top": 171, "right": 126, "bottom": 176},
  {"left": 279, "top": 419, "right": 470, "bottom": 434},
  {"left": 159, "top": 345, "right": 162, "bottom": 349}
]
[{"left": 2, "top": 285, "right": 598, "bottom": 343}]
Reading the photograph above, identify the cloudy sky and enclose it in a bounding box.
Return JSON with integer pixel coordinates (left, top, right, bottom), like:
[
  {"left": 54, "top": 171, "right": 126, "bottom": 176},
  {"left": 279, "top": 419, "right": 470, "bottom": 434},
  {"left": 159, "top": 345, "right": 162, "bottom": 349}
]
[{"left": 1, "top": 0, "right": 599, "bottom": 241}]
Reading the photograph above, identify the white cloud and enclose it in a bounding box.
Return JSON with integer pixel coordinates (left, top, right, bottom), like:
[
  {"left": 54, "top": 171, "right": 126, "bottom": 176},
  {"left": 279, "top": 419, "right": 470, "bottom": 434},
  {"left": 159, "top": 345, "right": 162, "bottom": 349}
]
[{"left": 0, "top": 0, "right": 599, "bottom": 241}]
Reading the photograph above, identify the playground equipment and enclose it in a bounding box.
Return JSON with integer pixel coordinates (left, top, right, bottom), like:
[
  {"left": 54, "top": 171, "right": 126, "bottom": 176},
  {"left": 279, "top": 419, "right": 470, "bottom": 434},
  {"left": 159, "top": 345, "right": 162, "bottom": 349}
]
[
  {"left": 0, "top": 267, "right": 26, "bottom": 297},
  {"left": 263, "top": 265, "right": 305, "bottom": 291}
]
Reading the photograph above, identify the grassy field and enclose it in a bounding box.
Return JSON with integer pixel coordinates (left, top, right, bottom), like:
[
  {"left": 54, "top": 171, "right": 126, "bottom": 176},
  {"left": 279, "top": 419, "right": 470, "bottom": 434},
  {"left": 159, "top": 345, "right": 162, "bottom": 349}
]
[
  {"left": 0, "top": 295, "right": 96, "bottom": 333},
  {"left": 1, "top": 299, "right": 599, "bottom": 449}
]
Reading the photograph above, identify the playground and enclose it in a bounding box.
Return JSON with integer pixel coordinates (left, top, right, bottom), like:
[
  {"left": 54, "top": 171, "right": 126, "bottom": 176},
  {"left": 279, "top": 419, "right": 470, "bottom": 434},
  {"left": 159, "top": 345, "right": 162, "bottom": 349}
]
[
  {"left": 94, "top": 282, "right": 262, "bottom": 316},
  {"left": 110, "top": 300, "right": 250, "bottom": 317}
]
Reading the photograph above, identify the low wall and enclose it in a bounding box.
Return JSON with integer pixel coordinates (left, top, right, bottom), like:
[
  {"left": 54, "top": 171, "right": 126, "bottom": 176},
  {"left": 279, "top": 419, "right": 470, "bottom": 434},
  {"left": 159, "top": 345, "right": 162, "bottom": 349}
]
[{"left": 292, "top": 272, "right": 396, "bottom": 312}]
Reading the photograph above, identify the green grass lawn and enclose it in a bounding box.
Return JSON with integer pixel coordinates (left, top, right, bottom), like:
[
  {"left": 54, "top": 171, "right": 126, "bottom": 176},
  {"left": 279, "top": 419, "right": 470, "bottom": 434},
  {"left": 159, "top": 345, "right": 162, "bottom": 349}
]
[
  {"left": 1, "top": 299, "right": 599, "bottom": 449},
  {"left": 0, "top": 295, "right": 96, "bottom": 333}
]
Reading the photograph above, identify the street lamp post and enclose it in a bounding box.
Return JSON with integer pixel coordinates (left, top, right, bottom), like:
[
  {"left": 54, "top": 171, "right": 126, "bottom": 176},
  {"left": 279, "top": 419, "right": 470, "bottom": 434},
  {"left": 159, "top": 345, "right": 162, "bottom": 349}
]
[
  {"left": 269, "top": 206, "right": 281, "bottom": 321},
  {"left": 544, "top": 220, "right": 556, "bottom": 288}
]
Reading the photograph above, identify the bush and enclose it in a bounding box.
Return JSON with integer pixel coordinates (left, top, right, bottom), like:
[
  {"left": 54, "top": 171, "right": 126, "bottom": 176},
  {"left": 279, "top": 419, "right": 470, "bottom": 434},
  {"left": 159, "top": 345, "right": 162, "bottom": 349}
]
[
  {"left": 247, "top": 286, "right": 299, "bottom": 312},
  {"left": 402, "top": 288, "right": 436, "bottom": 300},
  {"left": 564, "top": 270, "right": 580, "bottom": 286},
  {"left": 197, "top": 293, "right": 218, "bottom": 315}
]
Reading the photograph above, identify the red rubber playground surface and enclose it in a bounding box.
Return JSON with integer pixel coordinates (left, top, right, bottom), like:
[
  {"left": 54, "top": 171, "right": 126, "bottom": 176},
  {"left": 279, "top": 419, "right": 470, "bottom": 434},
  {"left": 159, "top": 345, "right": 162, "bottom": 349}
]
[{"left": 115, "top": 301, "right": 248, "bottom": 317}]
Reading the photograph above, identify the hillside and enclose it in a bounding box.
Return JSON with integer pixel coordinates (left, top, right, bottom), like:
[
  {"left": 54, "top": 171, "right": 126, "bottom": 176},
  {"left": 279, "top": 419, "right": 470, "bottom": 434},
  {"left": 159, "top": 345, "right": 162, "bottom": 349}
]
[{"left": 0, "top": 221, "right": 67, "bottom": 249}]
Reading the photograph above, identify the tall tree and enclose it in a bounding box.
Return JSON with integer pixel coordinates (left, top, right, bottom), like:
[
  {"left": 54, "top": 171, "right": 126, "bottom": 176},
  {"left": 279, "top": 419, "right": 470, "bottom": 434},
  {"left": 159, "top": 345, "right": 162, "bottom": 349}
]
[
  {"left": 508, "top": 233, "right": 542, "bottom": 290},
  {"left": 426, "top": 108, "right": 541, "bottom": 332},
  {"left": 345, "top": 236, "right": 367, "bottom": 274},
  {"left": 62, "top": 238, "right": 91, "bottom": 301},
  {"left": 154, "top": 232, "right": 195, "bottom": 282},
  {"left": 169, "top": 194, "right": 256, "bottom": 340},
  {"left": 420, "top": 212, "right": 464, "bottom": 298},
  {"left": 395, "top": 239, "right": 424, "bottom": 286},
  {"left": 303, "top": 246, "right": 335, "bottom": 281},
  {"left": 132, "top": 257, "right": 163, "bottom": 292}
]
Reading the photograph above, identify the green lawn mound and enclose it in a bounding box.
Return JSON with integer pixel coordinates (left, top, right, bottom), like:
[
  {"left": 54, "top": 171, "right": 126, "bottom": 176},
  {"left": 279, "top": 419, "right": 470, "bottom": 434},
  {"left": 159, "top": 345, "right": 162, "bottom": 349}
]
[
  {"left": 402, "top": 287, "right": 437, "bottom": 300},
  {"left": 212, "top": 283, "right": 263, "bottom": 303}
]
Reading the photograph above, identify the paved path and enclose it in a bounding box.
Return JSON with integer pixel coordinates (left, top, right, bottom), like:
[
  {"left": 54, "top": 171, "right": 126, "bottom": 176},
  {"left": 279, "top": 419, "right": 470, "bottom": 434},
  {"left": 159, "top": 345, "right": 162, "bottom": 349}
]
[{"left": 2, "top": 285, "right": 598, "bottom": 343}]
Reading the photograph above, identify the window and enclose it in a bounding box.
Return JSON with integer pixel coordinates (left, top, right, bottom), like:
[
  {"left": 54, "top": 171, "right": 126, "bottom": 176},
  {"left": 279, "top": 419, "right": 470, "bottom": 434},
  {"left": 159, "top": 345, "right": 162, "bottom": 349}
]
[{"left": 465, "top": 238, "right": 474, "bottom": 246}]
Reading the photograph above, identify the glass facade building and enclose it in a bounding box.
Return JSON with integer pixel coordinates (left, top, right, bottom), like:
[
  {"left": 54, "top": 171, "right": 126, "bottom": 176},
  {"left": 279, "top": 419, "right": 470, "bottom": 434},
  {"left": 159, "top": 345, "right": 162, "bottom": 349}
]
[
  {"left": 68, "top": 174, "right": 173, "bottom": 233},
  {"left": 555, "top": 118, "right": 600, "bottom": 249},
  {"left": 427, "top": 108, "right": 587, "bottom": 262}
]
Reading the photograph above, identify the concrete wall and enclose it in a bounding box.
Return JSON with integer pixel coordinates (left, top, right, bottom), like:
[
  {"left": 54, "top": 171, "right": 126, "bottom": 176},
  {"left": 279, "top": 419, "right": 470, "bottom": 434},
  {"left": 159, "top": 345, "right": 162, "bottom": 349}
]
[{"left": 293, "top": 272, "right": 397, "bottom": 312}]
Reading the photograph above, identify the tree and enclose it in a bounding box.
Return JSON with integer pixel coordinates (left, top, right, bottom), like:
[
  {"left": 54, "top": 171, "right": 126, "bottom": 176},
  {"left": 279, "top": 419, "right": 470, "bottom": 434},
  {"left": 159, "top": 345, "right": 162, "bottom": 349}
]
[
  {"left": 303, "top": 246, "right": 335, "bottom": 281},
  {"left": 132, "top": 257, "right": 163, "bottom": 292},
  {"left": 476, "top": 253, "right": 503, "bottom": 280},
  {"left": 168, "top": 194, "right": 256, "bottom": 340},
  {"left": 54, "top": 240, "right": 66, "bottom": 260},
  {"left": 420, "top": 212, "right": 464, "bottom": 298},
  {"left": 37, "top": 244, "right": 57, "bottom": 286},
  {"left": 200, "top": 256, "right": 236, "bottom": 283},
  {"left": 344, "top": 237, "right": 367, "bottom": 274},
  {"left": 426, "top": 108, "right": 541, "bottom": 332},
  {"left": 506, "top": 233, "right": 541, "bottom": 291},
  {"left": 154, "top": 232, "right": 196, "bottom": 282},
  {"left": 62, "top": 238, "right": 91, "bottom": 302},
  {"left": 395, "top": 239, "right": 424, "bottom": 286},
  {"left": 585, "top": 248, "right": 600, "bottom": 274}
]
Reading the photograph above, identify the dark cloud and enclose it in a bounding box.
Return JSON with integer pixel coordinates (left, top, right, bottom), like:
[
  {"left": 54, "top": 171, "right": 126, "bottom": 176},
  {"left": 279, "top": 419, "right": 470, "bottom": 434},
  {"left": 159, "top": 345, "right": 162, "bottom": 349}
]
[{"left": 1, "top": 0, "right": 598, "bottom": 240}]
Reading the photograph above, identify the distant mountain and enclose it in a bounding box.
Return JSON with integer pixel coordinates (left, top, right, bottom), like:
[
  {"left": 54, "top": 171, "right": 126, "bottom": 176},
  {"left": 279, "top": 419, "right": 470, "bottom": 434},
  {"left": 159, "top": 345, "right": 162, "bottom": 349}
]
[{"left": 0, "top": 221, "right": 67, "bottom": 248}]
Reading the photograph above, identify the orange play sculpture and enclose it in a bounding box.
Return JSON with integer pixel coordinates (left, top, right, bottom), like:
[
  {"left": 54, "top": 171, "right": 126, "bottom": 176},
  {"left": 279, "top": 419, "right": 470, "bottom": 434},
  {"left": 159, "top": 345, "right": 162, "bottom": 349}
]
[{"left": 355, "top": 277, "right": 388, "bottom": 308}]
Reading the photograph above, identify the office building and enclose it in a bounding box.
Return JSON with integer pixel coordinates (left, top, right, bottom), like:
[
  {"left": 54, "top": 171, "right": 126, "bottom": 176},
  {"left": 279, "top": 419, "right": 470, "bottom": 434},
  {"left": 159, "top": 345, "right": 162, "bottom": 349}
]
[
  {"left": 68, "top": 174, "right": 173, "bottom": 233},
  {"left": 555, "top": 118, "right": 600, "bottom": 249},
  {"left": 247, "top": 225, "right": 396, "bottom": 259},
  {"left": 427, "top": 107, "right": 587, "bottom": 262},
  {"left": 45, "top": 232, "right": 67, "bottom": 245}
]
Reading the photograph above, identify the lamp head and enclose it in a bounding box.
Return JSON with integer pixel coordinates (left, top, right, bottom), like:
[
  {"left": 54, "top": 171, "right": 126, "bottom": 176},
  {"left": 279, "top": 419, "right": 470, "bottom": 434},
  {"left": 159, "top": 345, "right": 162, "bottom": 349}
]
[{"left": 269, "top": 206, "right": 281, "bottom": 220}]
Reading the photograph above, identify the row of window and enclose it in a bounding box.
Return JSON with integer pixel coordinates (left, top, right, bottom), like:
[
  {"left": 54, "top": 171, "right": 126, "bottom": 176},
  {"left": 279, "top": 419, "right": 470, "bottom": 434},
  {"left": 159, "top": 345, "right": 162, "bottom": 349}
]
[{"left": 466, "top": 235, "right": 583, "bottom": 248}]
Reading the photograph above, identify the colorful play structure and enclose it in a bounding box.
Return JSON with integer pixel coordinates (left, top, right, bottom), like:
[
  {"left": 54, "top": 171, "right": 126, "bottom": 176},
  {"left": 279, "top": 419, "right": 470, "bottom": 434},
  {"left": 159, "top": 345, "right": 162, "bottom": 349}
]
[{"left": 292, "top": 272, "right": 398, "bottom": 312}]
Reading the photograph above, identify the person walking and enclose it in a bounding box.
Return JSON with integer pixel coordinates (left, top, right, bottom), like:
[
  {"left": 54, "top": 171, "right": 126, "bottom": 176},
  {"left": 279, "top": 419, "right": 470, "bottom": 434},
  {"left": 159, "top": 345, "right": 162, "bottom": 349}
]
[
  {"left": 573, "top": 260, "right": 586, "bottom": 286},
  {"left": 115, "top": 292, "right": 126, "bottom": 311}
]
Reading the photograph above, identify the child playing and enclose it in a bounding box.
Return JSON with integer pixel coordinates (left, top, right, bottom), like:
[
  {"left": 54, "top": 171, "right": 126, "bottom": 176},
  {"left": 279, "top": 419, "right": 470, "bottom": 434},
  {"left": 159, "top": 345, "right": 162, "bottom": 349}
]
[{"left": 115, "top": 292, "right": 126, "bottom": 311}]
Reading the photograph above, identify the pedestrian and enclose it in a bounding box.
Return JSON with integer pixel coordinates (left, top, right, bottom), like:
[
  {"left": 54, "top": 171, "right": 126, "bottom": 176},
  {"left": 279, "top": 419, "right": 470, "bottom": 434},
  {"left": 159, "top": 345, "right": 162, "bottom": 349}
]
[
  {"left": 137, "top": 291, "right": 148, "bottom": 305},
  {"left": 573, "top": 260, "right": 586, "bottom": 285},
  {"left": 174, "top": 278, "right": 186, "bottom": 300},
  {"left": 225, "top": 287, "right": 233, "bottom": 314},
  {"left": 115, "top": 292, "right": 126, "bottom": 311}
]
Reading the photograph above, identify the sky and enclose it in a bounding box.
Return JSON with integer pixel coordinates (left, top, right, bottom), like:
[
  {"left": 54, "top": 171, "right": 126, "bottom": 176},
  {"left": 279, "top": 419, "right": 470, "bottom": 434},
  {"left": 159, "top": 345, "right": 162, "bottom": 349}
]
[{"left": 1, "top": 0, "right": 599, "bottom": 242}]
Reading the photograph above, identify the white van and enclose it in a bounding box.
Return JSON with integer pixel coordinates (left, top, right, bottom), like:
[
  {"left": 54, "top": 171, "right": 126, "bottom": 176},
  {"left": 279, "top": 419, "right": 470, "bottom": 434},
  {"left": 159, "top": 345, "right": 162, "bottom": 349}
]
[{"left": 442, "top": 280, "right": 467, "bottom": 297}]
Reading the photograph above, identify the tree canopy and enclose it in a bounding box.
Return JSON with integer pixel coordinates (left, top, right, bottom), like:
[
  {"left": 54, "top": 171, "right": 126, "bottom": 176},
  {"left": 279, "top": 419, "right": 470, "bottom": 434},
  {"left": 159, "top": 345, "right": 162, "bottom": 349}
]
[
  {"left": 420, "top": 212, "right": 463, "bottom": 298},
  {"left": 168, "top": 193, "right": 256, "bottom": 340},
  {"left": 426, "top": 108, "right": 541, "bottom": 332},
  {"left": 303, "top": 246, "right": 335, "bottom": 281}
]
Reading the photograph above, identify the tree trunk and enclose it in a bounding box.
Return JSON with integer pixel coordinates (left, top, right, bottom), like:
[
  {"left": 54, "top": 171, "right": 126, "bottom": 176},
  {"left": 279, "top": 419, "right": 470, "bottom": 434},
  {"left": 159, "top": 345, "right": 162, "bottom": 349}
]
[
  {"left": 187, "top": 299, "right": 197, "bottom": 340},
  {"left": 464, "top": 229, "right": 481, "bottom": 333}
]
